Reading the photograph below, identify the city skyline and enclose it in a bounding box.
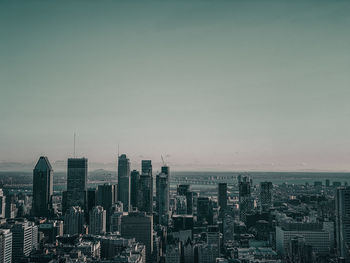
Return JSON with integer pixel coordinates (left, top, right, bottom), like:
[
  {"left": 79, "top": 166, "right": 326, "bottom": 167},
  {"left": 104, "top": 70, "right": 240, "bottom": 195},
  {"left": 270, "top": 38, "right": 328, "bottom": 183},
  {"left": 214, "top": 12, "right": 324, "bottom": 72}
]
[{"left": 1, "top": 0, "right": 350, "bottom": 171}]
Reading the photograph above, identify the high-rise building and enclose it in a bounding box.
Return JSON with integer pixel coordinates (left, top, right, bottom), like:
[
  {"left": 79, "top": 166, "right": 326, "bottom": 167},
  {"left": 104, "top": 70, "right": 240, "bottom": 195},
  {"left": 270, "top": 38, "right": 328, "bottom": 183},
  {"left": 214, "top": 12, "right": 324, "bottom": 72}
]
[
  {"left": 177, "top": 184, "right": 193, "bottom": 215},
  {"left": 218, "top": 183, "right": 227, "bottom": 212},
  {"left": 239, "top": 176, "right": 253, "bottom": 223},
  {"left": 89, "top": 206, "right": 106, "bottom": 235},
  {"left": 335, "top": 186, "right": 350, "bottom": 260},
  {"left": 207, "top": 225, "right": 220, "bottom": 259},
  {"left": 117, "top": 154, "right": 130, "bottom": 212},
  {"left": 109, "top": 202, "right": 124, "bottom": 233},
  {"left": 138, "top": 161, "right": 153, "bottom": 214},
  {"left": 121, "top": 212, "right": 153, "bottom": 263},
  {"left": 96, "top": 183, "right": 117, "bottom": 228},
  {"left": 0, "top": 229, "right": 12, "bottom": 263},
  {"left": 64, "top": 158, "right": 88, "bottom": 213},
  {"left": 8, "top": 220, "right": 37, "bottom": 263},
  {"left": 130, "top": 170, "right": 140, "bottom": 210},
  {"left": 32, "top": 156, "right": 53, "bottom": 217},
  {"left": 87, "top": 188, "right": 97, "bottom": 218},
  {"left": 197, "top": 197, "right": 213, "bottom": 225},
  {"left": 0, "top": 190, "right": 6, "bottom": 219},
  {"left": 157, "top": 166, "right": 170, "bottom": 226},
  {"left": 64, "top": 206, "right": 85, "bottom": 235},
  {"left": 260, "top": 181, "right": 273, "bottom": 213}
]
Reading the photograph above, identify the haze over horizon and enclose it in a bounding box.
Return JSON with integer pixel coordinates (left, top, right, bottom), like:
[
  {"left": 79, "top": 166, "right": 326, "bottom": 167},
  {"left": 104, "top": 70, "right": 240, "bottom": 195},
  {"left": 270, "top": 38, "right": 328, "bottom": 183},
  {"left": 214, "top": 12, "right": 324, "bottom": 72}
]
[{"left": 1, "top": 0, "right": 350, "bottom": 171}]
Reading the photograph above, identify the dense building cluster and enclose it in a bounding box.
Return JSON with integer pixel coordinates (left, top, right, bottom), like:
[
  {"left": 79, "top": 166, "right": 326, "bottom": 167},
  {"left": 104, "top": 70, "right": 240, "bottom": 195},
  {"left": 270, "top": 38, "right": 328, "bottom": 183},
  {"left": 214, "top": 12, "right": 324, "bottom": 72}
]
[{"left": 0, "top": 155, "right": 349, "bottom": 263}]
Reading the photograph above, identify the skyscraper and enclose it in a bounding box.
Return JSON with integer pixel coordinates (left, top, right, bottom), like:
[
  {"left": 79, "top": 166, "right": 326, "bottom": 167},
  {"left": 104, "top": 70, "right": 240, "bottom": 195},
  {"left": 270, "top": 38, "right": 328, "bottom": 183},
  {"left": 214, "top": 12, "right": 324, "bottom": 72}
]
[
  {"left": 0, "top": 189, "right": 6, "bottom": 219},
  {"left": 130, "top": 170, "right": 140, "bottom": 210},
  {"left": 177, "top": 184, "right": 193, "bottom": 215},
  {"left": 117, "top": 154, "right": 130, "bottom": 212},
  {"left": 8, "top": 220, "right": 37, "bottom": 263},
  {"left": 260, "top": 181, "right": 273, "bottom": 212},
  {"left": 121, "top": 212, "right": 153, "bottom": 263},
  {"left": 218, "top": 183, "right": 227, "bottom": 213},
  {"left": 239, "top": 176, "right": 253, "bottom": 223},
  {"left": 64, "top": 158, "right": 88, "bottom": 213},
  {"left": 138, "top": 161, "right": 153, "bottom": 214},
  {"left": 63, "top": 206, "right": 85, "bottom": 235},
  {"left": 96, "top": 184, "right": 117, "bottom": 212},
  {"left": 0, "top": 229, "right": 12, "bottom": 263},
  {"left": 89, "top": 206, "right": 106, "bottom": 235},
  {"left": 157, "top": 166, "right": 170, "bottom": 226},
  {"left": 335, "top": 186, "right": 350, "bottom": 260},
  {"left": 32, "top": 156, "right": 53, "bottom": 217}
]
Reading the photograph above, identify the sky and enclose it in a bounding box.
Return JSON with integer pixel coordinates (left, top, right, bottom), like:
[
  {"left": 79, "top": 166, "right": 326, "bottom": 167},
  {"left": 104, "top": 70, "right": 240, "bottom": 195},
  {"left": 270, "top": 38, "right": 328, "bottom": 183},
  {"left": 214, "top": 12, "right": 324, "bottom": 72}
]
[{"left": 1, "top": 0, "right": 350, "bottom": 171}]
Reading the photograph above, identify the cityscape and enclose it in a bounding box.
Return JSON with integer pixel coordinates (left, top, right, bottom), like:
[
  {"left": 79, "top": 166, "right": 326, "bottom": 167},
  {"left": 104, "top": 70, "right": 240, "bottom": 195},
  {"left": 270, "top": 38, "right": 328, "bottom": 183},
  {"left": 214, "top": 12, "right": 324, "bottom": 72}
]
[
  {"left": 1, "top": 0, "right": 350, "bottom": 263},
  {"left": 0, "top": 154, "right": 348, "bottom": 263}
]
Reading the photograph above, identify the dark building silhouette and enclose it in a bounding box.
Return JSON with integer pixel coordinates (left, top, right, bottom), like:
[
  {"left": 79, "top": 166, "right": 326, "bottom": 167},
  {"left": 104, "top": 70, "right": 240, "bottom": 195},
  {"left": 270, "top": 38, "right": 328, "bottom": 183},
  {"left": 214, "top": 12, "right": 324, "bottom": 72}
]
[
  {"left": 96, "top": 183, "right": 117, "bottom": 226},
  {"left": 32, "top": 156, "right": 53, "bottom": 217},
  {"left": 335, "top": 186, "right": 350, "bottom": 260},
  {"left": 239, "top": 176, "right": 253, "bottom": 223},
  {"left": 63, "top": 158, "right": 88, "bottom": 213},
  {"left": 138, "top": 160, "right": 153, "bottom": 214},
  {"left": 121, "top": 212, "right": 153, "bottom": 263},
  {"left": 130, "top": 170, "right": 140, "bottom": 210},
  {"left": 156, "top": 166, "right": 170, "bottom": 226},
  {"left": 218, "top": 183, "right": 227, "bottom": 213},
  {"left": 177, "top": 184, "right": 193, "bottom": 215},
  {"left": 260, "top": 181, "right": 273, "bottom": 212},
  {"left": 117, "top": 154, "right": 130, "bottom": 212},
  {"left": 197, "top": 197, "right": 213, "bottom": 225}
]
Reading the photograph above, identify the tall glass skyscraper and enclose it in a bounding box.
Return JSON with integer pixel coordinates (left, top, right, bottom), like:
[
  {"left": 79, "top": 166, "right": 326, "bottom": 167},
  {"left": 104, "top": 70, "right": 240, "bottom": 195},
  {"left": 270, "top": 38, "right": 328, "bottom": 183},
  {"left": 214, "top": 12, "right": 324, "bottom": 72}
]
[
  {"left": 117, "top": 154, "right": 130, "bottom": 212},
  {"left": 32, "top": 156, "right": 53, "bottom": 217},
  {"left": 335, "top": 186, "right": 350, "bottom": 260},
  {"left": 138, "top": 160, "right": 153, "bottom": 214},
  {"left": 64, "top": 158, "right": 88, "bottom": 212}
]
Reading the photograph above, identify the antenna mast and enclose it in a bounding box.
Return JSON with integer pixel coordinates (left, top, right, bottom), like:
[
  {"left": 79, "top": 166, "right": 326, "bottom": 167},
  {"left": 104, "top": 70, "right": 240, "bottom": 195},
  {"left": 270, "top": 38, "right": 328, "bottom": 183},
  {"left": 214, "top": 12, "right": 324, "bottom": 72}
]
[{"left": 74, "top": 132, "right": 76, "bottom": 158}]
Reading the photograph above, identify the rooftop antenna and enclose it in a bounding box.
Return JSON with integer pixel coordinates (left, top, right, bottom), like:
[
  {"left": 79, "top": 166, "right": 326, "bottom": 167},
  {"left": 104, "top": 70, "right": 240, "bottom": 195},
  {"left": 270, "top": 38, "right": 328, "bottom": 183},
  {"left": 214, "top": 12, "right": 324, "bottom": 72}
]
[
  {"left": 161, "top": 155, "right": 166, "bottom": 166},
  {"left": 74, "top": 132, "right": 76, "bottom": 158},
  {"left": 118, "top": 143, "right": 120, "bottom": 158}
]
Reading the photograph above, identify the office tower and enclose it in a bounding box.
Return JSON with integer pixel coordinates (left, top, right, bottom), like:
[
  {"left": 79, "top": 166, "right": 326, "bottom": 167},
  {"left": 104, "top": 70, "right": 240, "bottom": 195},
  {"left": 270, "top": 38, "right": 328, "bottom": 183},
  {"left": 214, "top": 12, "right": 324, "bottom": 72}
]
[
  {"left": 89, "top": 206, "right": 106, "bottom": 235},
  {"left": 96, "top": 183, "right": 117, "bottom": 222},
  {"left": 177, "top": 184, "right": 193, "bottom": 215},
  {"left": 9, "top": 221, "right": 36, "bottom": 263},
  {"left": 117, "top": 154, "right": 131, "bottom": 212},
  {"left": 138, "top": 160, "right": 153, "bottom": 214},
  {"left": 0, "top": 190, "right": 6, "bottom": 218},
  {"left": 239, "top": 176, "right": 253, "bottom": 223},
  {"left": 87, "top": 188, "right": 97, "bottom": 217},
  {"left": 335, "top": 187, "right": 350, "bottom": 260},
  {"left": 121, "top": 212, "right": 153, "bottom": 263},
  {"left": 130, "top": 170, "right": 140, "bottom": 210},
  {"left": 260, "top": 181, "right": 273, "bottom": 212},
  {"left": 63, "top": 206, "right": 85, "bottom": 235},
  {"left": 207, "top": 225, "right": 220, "bottom": 258},
  {"left": 65, "top": 158, "right": 88, "bottom": 212},
  {"left": 197, "top": 197, "right": 213, "bottom": 225},
  {"left": 32, "top": 156, "right": 53, "bottom": 217},
  {"left": 0, "top": 229, "right": 12, "bottom": 263},
  {"left": 175, "top": 196, "right": 187, "bottom": 215},
  {"left": 157, "top": 167, "right": 170, "bottom": 226},
  {"left": 218, "top": 183, "right": 227, "bottom": 212},
  {"left": 4, "top": 194, "right": 15, "bottom": 219},
  {"left": 110, "top": 202, "right": 124, "bottom": 232}
]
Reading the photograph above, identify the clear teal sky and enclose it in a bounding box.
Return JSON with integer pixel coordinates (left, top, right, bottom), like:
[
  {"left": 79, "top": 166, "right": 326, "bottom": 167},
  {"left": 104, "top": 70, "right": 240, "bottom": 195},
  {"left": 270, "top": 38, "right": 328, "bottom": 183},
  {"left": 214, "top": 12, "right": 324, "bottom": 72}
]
[{"left": 1, "top": 0, "right": 350, "bottom": 171}]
